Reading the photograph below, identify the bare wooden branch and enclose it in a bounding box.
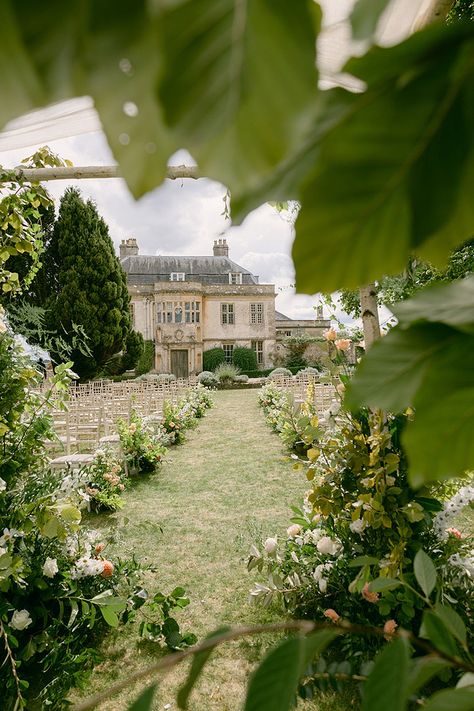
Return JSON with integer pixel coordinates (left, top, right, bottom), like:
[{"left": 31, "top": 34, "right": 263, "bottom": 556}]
[{"left": 0, "top": 164, "right": 199, "bottom": 183}]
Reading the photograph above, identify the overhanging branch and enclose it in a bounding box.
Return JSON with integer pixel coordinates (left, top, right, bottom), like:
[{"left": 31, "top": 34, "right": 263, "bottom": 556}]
[{"left": 0, "top": 164, "right": 199, "bottom": 183}]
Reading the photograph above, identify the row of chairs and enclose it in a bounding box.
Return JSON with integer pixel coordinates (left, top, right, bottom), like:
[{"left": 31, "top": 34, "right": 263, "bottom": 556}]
[{"left": 269, "top": 374, "right": 337, "bottom": 418}]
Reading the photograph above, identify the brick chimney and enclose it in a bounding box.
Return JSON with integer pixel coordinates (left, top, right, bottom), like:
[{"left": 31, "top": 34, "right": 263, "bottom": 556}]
[
  {"left": 119, "top": 237, "right": 139, "bottom": 258},
  {"left": 213, "top": 237, "right": 229, "bottom": 257}
]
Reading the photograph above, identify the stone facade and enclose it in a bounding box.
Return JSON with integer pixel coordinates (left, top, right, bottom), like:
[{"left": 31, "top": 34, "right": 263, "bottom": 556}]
[{"left": 121, "top": 239, "right": 277, "bottom": 376}]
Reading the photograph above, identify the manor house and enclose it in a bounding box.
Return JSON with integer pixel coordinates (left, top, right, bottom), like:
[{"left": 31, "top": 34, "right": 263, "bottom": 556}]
[{"left": 120, "top": 238, "right": 329, "bottom": 377}]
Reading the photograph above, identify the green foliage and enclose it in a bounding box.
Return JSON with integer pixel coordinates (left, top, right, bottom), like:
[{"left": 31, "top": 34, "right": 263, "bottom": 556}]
[
  {"left": 135, "top": 339, "right": 155, "bottom": 375},
  {"left": 0, "top": 148, "right": 64, "bottom": 297},
  {"left": 268, "top": 367, "right": 293, "bottom": 378},
  {"left": 282, "top": 334, "right": 313, "bottom": 368},
  {"left": 196, "top": 370, "right": 219, "bottom": 388},
  {"left": 232, "top": 346, "right": 257, "bottom": 372},
  {"left": 117, "top": 410, "right": 167, "bottom": 474},
  {"left": 214, "top": 362, "right": 241, "bottom": 384},
  {"left": 121, "top": 329, "right": 145, "bottom": 371},
  {"left": 202, "top": 347, "right": 225, "bottom": 371},
  {"left": 347, "top": 277, "right": 474, "bottom": 485},
  {"left": 339, "top": 242, "right": 474, "bottom": 318},
  {"left": 46, "top": 188, "right": 131, "bottom": 379}
]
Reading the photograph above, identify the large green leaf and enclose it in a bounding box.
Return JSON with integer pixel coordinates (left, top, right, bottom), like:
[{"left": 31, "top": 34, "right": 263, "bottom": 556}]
[
  {"left": 421, "top": 688, "right": 474, "bottom": 711},
  {"left": 393, "top": 278, "right": 474, "bottom": 335},
  {"left": 244, "top": 630, "right": 337, "bottom": 711},
  {"left": 0, "top": 1, "right": 44, "bottom": 130},
  {"left": 406, "top": 657, "right": 451, "bottom": 697},
  {"left": 361, "top": 637, "right": 409, "bottom": 711},
  {"left": 80, "top": 0, "right": 178, "bottom": 197},
  {"left": 293, "top": 23, "right": 474, "bottom": 293},
  {"left": 158, "top": 0, "right": 319, "bottom": 200}
]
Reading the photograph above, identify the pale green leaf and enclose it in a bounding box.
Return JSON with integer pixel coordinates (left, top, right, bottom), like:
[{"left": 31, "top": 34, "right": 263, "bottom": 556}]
[
  {"left": 414, "top": 549, "right": 437, "bottom": 598},
  {"left": 159, "top": 0, "right": 319, "bottom": 201},
  {"left": 362, "top": 637, "right": 409, "bottom": 711},
  {"left": 99, "top": 605, "right": 119, "bottom": 627}
]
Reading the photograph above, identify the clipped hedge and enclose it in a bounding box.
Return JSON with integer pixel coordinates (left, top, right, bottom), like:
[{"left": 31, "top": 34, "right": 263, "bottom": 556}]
[
  {"left": 203, "top": 347, "right": 226, "bottom": 371},
  {"left": 232, "top": 346, "right": 257, "bottom": 371}
]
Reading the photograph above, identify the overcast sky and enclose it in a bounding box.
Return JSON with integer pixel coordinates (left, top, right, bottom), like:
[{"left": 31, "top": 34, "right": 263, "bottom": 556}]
[{"left": 0, "top": 130, "right": 345, "bottom": 322}]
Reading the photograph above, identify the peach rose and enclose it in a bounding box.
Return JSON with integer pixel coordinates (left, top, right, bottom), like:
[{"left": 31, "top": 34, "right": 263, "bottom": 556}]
[
  {"left": 95, "top": 543, "right": 105, "bottom": 554},
  {"left": 324, "top": 328, "right": 337, "bottom": 342},
  {"left": 324, "top": 609, "right": 340, "bottom": 623},
  {"left": 383, "top": 619, "right": 398, "bottom": 639},
  {"left": 287, "top": 524, "right": 302, "bottom": 538},
  {"left": 361, "top": 582, "right": 379, "bottom": 603},
  {"left": 101, "top": 560, "right": 114, "bottom": 577},
  {"left": 446, "top": 527, "right": 462, "bottom": 539},
  {"left": 335, "top": 339, "right": 351, "bottom": 352}
]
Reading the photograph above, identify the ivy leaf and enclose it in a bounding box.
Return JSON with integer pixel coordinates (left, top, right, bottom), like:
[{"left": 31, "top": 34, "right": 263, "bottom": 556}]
[
  {"left": 159, "top": 0, "right": 319, "bottom": 201},
  {"left": 127, "top": 684, "right": 157, "bottom": 711},
  {"left": 244, "top": 630, "right": 337, "bottom": 711},
  {"left": 414, "top": 549, "right": 437, "bottom": 599},
  {"left": 293, "top": 23, "right": 474, "bottom": 293},
  {"left": 350, "top": 0, "right": 392, "bottom": 40},
  {"left": 362, "top": 637, "right": 409, "bottom": 711}
]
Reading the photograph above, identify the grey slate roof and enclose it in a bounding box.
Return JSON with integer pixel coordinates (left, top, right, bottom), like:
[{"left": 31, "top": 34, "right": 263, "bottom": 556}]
[
  {"left": 275, "top": 310, "right": 292, "bottom": 321},
  {"left": 121, "top": 255, "right": 259, "bottom": 285}
]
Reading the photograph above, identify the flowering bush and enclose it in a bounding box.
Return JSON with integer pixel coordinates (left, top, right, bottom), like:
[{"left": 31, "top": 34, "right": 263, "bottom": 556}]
[
  {"left": 250, "top": 405, "right": 474, "bottom": 675},
  {"left": 196, "top": 370, "right": 218, "bottom": 388},
  {"left": 81, "top": 448, "right": 128, "bottom": 511},
  {"left": 117, "top": 410, "right": 167, "bottom": 474}
]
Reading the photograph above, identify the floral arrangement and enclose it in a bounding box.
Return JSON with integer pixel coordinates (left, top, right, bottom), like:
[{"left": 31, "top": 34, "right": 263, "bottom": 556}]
[
  {"left": 117, "top": 410, "right": 167, "bottom": 474},
  {"left": 0, "top": 319, "right": 195, "bottom": 709},
  {"left": 251, "top": 394, "right": 474, "bottom": 686},
  {"left": 81, "top": 448, "right": 128, "bottom": 511}
]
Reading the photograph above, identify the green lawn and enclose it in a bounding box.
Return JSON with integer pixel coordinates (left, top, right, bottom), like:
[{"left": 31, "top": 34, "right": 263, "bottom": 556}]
[{"left": 71, "top": 389, "right": 353, "bottom": 711}]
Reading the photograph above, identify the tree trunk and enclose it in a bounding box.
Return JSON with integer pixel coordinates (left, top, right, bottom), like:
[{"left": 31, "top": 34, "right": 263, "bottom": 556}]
[{"left": 359, "top": 283, "right": 381, "bottom": 349}]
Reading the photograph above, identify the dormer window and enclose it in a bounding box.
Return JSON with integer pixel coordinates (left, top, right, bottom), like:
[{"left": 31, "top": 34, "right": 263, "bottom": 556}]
[
  {"left": 170, "top": 272, "right": 185, "bottom": 281},
  {"left": 229, "top": 272, "right": 242, "bottom": 284}
]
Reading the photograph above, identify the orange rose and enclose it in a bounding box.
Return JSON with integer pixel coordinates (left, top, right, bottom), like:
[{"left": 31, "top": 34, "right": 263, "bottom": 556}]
[
  {"left": 324, "top": 609, "right": 340, "bottom": 623},
  {"left": 383, "top": 619, "right": 397, "bottom": 639},
  {"left": 101, "top": 560, "right": 114, "bottom": 577},
  {"left": 361, "top": 582, "right": 379, "bottom": 603},
  {"left": 335, "top": 339, "right": 351, "bottom": 352},
  {"left": 324, "top": 328, "right": 337, "bottom": 342}
]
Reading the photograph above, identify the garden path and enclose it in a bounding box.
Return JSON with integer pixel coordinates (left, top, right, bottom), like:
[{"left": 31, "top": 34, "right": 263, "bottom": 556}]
[{"left": 73, "top": 389, "right": 323, "bottom": 711}]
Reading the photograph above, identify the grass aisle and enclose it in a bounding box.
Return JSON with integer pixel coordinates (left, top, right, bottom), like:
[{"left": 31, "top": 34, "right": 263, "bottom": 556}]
[{"left": 73, "top": 389, "right": 321, "bottom": 710}]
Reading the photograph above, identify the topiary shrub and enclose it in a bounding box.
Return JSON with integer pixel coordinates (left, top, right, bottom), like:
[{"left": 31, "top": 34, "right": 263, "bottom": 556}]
[
  {"left": 203, "top": 347, "right": 225, "bottom": 371},
  {"left": 232, "top": 346, "right": 257, "bottom": 371},
  {"left": 197, "top": 370, "right": 218, "bottom": 388},
  {"left": 135, "top": 340, "right": 154, "bottom": 375},
  {"left": 235, "top": 374, "right": 249, "bottom": 383},
  {"left": 268, "top": 367, "right": 292, "bottom": 379},
  {"left": 214, "top": 362, "right": 240, "bottom": 384}
]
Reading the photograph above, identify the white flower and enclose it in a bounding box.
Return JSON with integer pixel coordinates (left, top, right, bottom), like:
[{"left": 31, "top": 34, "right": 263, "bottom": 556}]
[
  {"left": 0, "top": 477, "right": 6, "bottom": 492},
  {"left": 316, "top": 536, "right": 342, "bottom": 556},
  {"left": 318, "top": 578, "right": 328, "bottom": 593},
  {"left": 349, "top": 519, "right": 366, "bottom": 535},
  {"left": 287, "top": 524, "right": 302, "bottom": 538},
  {"left": 0, "top": 320, "right": 7, "bottom": 334},
  {"left": 42, "top": 557, "right": 59, "bottom": 578},
  {"left": 264, "top": 537, "right": 278, "bottom": 555},
  {"left": 70, "top": 556, "right": 105, "bottom": 579},
  {"left": 0, "top": 528, "right": 19, "bottom": 546},
  {"left": 385, "top": 476, "right": 396, "bottom": 486},
  {"left": 10, "top": 609, "right": 32, "bottom": 631}
]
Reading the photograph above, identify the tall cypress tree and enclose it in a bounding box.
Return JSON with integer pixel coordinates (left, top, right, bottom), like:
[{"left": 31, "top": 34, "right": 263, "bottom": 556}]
[{"left": 48, "top": 188, "right": 131, "bottom": 378}]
